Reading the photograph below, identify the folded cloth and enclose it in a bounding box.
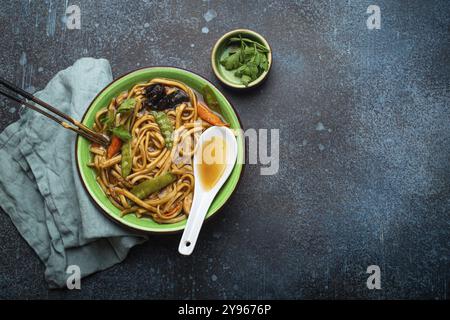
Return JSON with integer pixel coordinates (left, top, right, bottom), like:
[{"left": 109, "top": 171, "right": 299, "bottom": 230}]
[{"left": 0, "top": 58, "right": 147, "bottom": 288}]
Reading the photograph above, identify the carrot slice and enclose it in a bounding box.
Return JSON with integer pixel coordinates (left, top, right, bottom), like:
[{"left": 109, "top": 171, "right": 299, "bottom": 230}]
[
  {"left": 197, "top": 102, "right": 229, "bottom": 127},
  {"left": 107, "top": 135, "right": 122, "bottom": 159}
]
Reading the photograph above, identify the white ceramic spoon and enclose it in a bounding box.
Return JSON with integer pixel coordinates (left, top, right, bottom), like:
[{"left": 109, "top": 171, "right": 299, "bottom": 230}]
[{"left": 178, "top": 126, "right": 238, "bottom": 255}]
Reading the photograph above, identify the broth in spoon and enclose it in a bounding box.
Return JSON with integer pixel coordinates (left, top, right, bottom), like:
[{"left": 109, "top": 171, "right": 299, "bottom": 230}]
[{"left": 197, "top": 136, "right": 227, "bottom": 191}]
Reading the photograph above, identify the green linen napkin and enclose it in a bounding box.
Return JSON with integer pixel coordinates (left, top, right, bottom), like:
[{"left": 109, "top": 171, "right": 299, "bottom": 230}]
[{"left": 0, "top": 58, "right": 147, "bottom": 288}]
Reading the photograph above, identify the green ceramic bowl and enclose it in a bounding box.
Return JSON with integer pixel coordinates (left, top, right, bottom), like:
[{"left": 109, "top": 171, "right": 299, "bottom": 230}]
[
  {"left": 76, "top": 67, "right": 244, "bottom": 233},
  {"left": 211, "top": 29, "right": 272, "bottom": 89}
]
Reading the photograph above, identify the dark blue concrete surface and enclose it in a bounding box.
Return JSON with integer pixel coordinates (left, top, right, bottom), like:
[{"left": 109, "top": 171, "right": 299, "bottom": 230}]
[{"left": 0, "top": 0, "right": 449, "bottom": 299}]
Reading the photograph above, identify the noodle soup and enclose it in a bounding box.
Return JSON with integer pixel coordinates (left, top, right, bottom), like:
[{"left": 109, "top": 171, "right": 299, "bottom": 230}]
[{"left": 87, "top": 78, "right": 228, "bottom": 224}]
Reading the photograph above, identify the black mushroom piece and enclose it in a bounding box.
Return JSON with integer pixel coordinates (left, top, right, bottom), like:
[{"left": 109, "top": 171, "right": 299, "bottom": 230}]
[
  {"left": 144, "top": 84, "right": 190, "bottom": 111},
  {"left": 156, "top": 90, "right": 189, "bottom": 110},
  {"left": 144, "top": 84, "right": 165, "bottom": 105}
]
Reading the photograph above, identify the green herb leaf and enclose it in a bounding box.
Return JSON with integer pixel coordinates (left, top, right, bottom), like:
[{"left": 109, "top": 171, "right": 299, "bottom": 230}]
[
  {"left": 234, "top": 65, "right": 246, "bottom": 78},
  {"left": 243, "top": 62, "right": 259, "bottom": 80},
  {"left": 253, "top": 52, "right": 261, "bottom": 66},
  {"left": 241, "top": 75, "right": 252, "bottom": 86},
  {"left": 111, "top": 126, "right": 132, "bottom": 141},
  {"left": 117, "top": 98, "right": 136, "bottom": 113},
  {"left": 243, "top": 46, "right": 255, "bottom": 58},
  {"left": 259, "top": 52, "right": 269, "bottom": 71},
  {"left": 220, "top": 50, "right": 242, "bottom": 70}
]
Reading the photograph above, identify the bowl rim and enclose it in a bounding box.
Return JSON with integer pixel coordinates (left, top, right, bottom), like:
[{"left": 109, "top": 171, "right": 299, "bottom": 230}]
[
  {"left": 211, "top": 28, "right": 272, "bottom": 89},
  {"left": 75, "top": 66, "right": 245, "bottom": 234}
]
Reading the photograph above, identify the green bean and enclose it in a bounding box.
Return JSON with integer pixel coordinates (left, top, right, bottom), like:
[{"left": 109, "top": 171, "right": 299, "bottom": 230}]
[
  {"left": 151, "top": 111, "right": 174, "bottom": 149},
  {"left": 121, "top": 141, "right": 132, "bottom": 177},
  {"left": 130, "top": 172, "right": 176, "bottom": 199}
]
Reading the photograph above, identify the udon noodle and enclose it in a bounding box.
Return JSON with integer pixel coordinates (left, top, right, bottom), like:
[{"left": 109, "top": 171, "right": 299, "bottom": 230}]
[{"left": 88, "top": 78, "right": 223, "bottom": 224}]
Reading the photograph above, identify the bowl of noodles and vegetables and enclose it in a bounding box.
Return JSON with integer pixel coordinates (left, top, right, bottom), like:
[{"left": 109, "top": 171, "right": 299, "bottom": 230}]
[{"left": 76, "top": 67, "right": 244, "bottom": 233}]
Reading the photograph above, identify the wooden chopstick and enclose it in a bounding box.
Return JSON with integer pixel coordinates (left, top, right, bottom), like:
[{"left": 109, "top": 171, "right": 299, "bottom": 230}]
[{"left": 0, "top": 77, "right": 110, "bottom": 147}]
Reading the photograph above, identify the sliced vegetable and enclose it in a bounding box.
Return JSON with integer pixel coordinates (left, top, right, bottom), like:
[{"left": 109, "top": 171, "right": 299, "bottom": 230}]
[
  {"left": 202, "top": 85, "right": 221, "bottom": 114},
  {"left": 130, "top": 172, "right": 177, "bottom": 199},
  {"left": 107, "top": 135, "right": 122, "bottom": 159},
  {"left": 151, "top": 111, "right": 174, "bottom": 148},
  {"left": 197, "top": 102, "right": 229, "bottom": 127},
  {"left": 117, "top": 98, "right": 136, "bottom": 113},
  {"left": 121, "top": 141, "right": 132, "bottom": 177},
  {"left": 111, "top": 126, "right": 132, "bottom": 142}
]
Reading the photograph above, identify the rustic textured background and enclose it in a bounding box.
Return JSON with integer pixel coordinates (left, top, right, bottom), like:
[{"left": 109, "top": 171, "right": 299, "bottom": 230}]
[{"left": 0, "top": 0, "right": 449, "bottom": 299}]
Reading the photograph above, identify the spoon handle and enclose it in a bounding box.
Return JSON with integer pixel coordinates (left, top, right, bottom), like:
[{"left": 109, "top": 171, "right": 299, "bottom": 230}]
[{"left": 178, "top": 191, "right": 214, "bottom": 255}]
